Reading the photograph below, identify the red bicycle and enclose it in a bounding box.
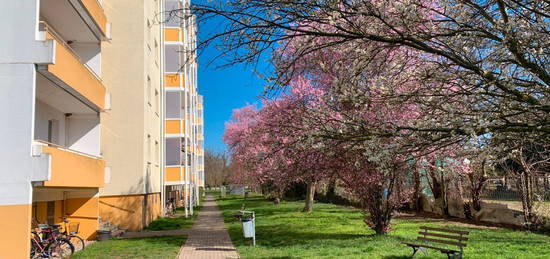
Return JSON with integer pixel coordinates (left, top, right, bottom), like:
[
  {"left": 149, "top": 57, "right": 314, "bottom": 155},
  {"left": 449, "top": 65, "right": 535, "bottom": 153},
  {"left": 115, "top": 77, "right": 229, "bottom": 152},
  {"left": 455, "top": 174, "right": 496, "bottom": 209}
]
[{"left": 31, "top": 223, "right": 74, "bottom": 258}]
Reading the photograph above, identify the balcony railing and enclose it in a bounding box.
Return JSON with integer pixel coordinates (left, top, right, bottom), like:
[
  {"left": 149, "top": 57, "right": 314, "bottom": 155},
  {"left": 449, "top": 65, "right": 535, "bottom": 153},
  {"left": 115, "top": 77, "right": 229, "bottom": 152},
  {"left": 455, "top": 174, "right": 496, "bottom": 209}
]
[
  {"left": 71, "top": 0, "right": 108, "bottom": 39},
  {"left": 34, "top": 140, "right": 105, "bottom": 188}
]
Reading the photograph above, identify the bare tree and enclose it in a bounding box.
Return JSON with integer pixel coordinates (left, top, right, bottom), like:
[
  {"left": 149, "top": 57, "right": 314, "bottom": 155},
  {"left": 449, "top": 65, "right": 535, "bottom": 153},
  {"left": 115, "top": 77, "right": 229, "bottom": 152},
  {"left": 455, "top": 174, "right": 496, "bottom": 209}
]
[
  {"left": 204, "top": 150, "right": 232, "bottom": 187},
  {"left": 185, "top": 1, "right": 549, "bottom": 145}
]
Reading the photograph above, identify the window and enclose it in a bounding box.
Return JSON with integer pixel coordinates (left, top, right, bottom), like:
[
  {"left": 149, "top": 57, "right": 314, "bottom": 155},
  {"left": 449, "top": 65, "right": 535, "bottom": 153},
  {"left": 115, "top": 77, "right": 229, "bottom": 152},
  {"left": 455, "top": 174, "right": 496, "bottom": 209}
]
[
  {"left": 147, "top": 134, "right": 151, "bottom": 161},
  {"left": 165, "top": 91, "right": 181, "bottom": 119},
  {"left": 165, "top": 138, "right": 181, "bottom": 166},
  {"left": 147, "top": 76, "right": 152, "bottom": 106},
  {"left": 155, "top": 89, "right": 159, "bottom": 114},
  {"left": 47, "top": 119, "right": 58, "bottom": 144},
  {"left": 164, "top": 45, "right": 180, "bottom": 73},
  {"left": 155, "top": 140, "right": 159, "bottom": 165},
  {"left": 164, "top": 0, "right": 181, "bottom": 27},
  {"left": 46, "top": 201, "right": 55, "bottom": 225}
]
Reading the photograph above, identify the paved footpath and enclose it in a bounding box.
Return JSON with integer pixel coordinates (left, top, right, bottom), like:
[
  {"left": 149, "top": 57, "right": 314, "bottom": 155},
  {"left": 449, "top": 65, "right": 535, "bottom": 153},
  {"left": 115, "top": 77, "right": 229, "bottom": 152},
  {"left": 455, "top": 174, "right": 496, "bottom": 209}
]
[{"left": 178, "top": 195, "right": 240, "bottom": 259}]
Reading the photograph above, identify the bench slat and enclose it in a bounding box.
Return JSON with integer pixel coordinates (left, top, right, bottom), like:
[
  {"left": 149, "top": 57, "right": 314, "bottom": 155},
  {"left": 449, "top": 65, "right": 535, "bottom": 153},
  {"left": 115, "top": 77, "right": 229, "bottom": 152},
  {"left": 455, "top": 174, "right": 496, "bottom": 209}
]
[
  {"left": 418, "top": 231, "right": 469, "bottom": 241},
  {"left": 417, "top": 237, "right": 467, "bottom": 247},
  {"left": 402, "top": 242, "right": 459, "bottom": 253},
  {"left": 420, "top": 226, "right": 469, "bottom": 235}
]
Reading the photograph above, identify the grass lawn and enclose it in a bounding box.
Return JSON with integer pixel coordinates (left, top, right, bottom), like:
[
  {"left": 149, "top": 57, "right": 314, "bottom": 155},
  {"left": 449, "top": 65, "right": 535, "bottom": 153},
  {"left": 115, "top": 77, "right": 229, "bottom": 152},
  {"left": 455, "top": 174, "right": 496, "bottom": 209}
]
[
  {"left": 72, "top": 235, "right": 186, "bottom": 259},
  {"left": 144, "top": 197, "right": 204, "bottom": 231},
  {"left": 214, "top": 193, "right": 550, "bottom": 259}
]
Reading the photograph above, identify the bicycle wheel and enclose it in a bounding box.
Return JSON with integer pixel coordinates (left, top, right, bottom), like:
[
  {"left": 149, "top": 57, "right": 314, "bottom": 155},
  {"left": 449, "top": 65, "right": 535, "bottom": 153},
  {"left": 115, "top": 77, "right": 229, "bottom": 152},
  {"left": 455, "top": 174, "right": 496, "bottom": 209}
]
[
  {"left": 30, "top": 232, "right": 43, "bottom": 259},
  {"left": 69, "top": 235, "right": 86, "bottom": 250},
  {"left": 30, "top": 240, "right": 38, "bottom": 258},
  {"left": 46, "top": 238, "right": 74, "bottom": 258}
]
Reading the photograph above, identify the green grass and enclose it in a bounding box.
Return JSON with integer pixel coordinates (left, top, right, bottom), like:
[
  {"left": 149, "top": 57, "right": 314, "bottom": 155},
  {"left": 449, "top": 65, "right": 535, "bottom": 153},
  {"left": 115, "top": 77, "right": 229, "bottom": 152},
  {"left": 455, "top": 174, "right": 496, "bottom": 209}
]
[
  {"left": 142, "top": 214, "right": 198, "bottom": 231},
  {"left": 215, "top": 193, "right": 550, "bottom": 259},
  {"left": 72, "top": 236, "right": 186, "bottom": 259},
  {"left": 144, "top": 197, "right": 204, "bottom": 231}
]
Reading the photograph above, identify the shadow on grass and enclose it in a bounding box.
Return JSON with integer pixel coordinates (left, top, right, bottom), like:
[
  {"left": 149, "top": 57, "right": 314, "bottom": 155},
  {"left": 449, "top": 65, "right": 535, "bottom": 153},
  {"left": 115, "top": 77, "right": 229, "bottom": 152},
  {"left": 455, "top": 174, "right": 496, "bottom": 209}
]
[{"left": 229, "top": 227, "right": 369, "bottom": 247}]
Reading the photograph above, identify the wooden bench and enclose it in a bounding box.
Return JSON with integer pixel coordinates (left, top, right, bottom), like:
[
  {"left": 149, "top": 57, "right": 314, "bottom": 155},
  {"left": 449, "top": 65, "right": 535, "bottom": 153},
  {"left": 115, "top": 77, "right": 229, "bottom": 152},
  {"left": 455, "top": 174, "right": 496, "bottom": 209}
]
[{"left": 402, "top": 226, "right": 469, "bottom": 259}]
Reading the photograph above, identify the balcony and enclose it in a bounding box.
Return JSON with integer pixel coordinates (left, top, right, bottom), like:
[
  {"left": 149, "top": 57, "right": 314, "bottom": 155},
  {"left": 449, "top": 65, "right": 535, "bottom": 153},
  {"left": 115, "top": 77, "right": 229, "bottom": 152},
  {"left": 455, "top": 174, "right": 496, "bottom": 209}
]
[
  {"left": 165, "top": 73, "right": 183, "bottom": 88},
  {"left": 165, "top": 167, "right": 183, "bottom": 184},
  {"left": 166, "top": 120, "right": 184, "bottom": 135},
  {"left": 34, "top": 140, "right": 105, "bottom": 188},
  {"left": 37, "top": 23, "right": 106, "bottom": 111},
  {"left": 41, "top": 0, "right": 109, "bottom": 41},
  {"left": 72, "top": 0, "right": 108, "bottom": 38},
  {"left": 34, "top": 73, "right": 102, "bottom": 187},
  {"left": 165, "top": 28, "right": 181, "bottom": 42}
]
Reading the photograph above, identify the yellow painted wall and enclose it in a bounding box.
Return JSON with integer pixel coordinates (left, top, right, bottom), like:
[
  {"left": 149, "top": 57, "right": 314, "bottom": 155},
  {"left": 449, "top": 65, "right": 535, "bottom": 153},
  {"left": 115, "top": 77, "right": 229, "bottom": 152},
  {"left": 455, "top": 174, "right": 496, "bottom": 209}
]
[
  {"left": 165, "top": 120, "right": 181, "bottom": 134},
  {"left": 0, "top": 204, "right": 32, "bottom": 259},
  {"left": 165, "top": 73, "right": 181, "bottom": 87},
  {"left": 32, "top": 197, "right": 99, "bottom": 241},
  {"left": 101, "top": 0, "right": 163, "bottom": 197},
  {"left": 164, "top": 28, "right": 180, "bottom": 41},
  {"left": 99, "top": 193, "right": 161, "bottom": 231},
  {"left": 166, "top": 167, "right": 182, "bottom": 182},
  {"left": 42, "top": 145, "right": 105, "bottom": 188},
  {"left": 45, "top": 31, "right": 106, "bottom": 109},
  {"left": 65, "top": 197, "right": 99, "bottom": 240},
  {"left": 81, "top": 0, "right": 108, "bottom": 34}
]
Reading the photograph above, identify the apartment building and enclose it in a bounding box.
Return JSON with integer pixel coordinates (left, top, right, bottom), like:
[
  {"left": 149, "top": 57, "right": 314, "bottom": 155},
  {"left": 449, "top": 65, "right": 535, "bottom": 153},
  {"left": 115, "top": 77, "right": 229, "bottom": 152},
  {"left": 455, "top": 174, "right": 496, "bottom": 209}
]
[
  {"left": 98, "top": 0, "right": 164, "bottom": 232},
  {"left": 164, "top": 0, "right": 204, "bottom": 217},
  {"left": 0, "top": 0, "right": 108, "bottom": 257},
  {"left": 0, "top": 0, "right": 203, "bottom": 258}
]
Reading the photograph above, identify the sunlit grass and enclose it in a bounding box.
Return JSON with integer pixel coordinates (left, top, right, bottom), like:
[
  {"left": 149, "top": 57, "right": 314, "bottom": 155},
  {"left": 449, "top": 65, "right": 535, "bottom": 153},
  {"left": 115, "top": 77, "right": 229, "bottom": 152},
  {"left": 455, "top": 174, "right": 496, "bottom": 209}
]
[
  {"left": 214, "top": 192, "right": 550, "bottom": 259},
  {"left": 72, "top": 236, "right": 186, "bottom": 259}
]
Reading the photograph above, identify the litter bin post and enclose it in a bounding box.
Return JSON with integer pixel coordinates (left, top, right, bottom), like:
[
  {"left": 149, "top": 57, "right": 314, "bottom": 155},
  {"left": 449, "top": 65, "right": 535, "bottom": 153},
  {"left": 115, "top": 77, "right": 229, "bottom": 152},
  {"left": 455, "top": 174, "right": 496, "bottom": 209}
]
[
  {"left": 220, "top": 186, "right": 226, "bottom": 198},
  {"left": 238, "top": 210, "right": 256, "bottom": 246}
]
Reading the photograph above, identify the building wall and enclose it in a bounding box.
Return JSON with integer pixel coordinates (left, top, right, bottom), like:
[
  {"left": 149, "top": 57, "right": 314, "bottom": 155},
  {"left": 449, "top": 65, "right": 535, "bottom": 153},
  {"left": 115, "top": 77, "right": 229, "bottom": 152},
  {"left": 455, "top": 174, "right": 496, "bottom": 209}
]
[
  {"left": 98, "top": 193, "right": 161, "bottom": 231},
  {"left": 0, "top": 63, "right": 50, "bottom": 259},
  {"left": 100, "top": 0, "right": 163, "bottom": 228}
]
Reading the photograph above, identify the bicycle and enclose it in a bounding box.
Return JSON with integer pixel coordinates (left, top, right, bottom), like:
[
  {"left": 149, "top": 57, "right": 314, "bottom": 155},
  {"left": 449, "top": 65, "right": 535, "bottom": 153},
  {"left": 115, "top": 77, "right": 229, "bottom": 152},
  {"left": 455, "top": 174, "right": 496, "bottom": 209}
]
[
  {"left": 60, "top": 218, "right": 86, "bottom": 251},
  {"left": 31, "top": 223, "right": 74, "bottom": 258},
  {"left": 166, "top": 198, "right": 176, "bottom": 216}
]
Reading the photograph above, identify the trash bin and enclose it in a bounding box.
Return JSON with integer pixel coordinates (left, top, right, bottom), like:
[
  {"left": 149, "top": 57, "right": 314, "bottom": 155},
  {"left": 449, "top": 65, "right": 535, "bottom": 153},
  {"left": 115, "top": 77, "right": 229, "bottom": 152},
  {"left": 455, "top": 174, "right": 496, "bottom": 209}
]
[
  {"left": 241, "top": 216, "right": 255, "bottom": 238},
  {"left": 236, "top": 210, "right": 256, "bottom": 246}
]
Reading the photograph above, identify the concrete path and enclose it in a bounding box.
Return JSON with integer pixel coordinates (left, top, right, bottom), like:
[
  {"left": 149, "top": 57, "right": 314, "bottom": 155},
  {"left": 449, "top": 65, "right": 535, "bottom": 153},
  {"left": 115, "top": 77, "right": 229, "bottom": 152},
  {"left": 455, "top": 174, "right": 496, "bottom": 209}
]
[{"left": 178, "top": 195, "right": 240, "bottom": 259}]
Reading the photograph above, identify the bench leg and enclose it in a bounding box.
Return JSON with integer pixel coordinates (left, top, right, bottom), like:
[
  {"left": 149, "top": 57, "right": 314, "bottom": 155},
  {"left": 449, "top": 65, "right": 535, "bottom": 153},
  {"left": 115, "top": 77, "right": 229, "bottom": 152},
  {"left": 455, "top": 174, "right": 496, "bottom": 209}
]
[
  {"left": 411, "top": 247, "right": 427, "bottom": 258},
  {"left": 445, "top": 252, "right": 462, "bottom": 259},
  {"left": 411, "top": 246, "right": 419, "bottom": 258}
]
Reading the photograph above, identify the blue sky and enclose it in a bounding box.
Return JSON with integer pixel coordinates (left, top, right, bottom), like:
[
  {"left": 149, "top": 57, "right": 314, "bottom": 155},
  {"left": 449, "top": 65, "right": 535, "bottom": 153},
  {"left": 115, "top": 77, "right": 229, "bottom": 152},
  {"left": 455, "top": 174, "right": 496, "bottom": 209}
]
[{"left": 195, "top": 6, "right": 270, "bottom": 152}]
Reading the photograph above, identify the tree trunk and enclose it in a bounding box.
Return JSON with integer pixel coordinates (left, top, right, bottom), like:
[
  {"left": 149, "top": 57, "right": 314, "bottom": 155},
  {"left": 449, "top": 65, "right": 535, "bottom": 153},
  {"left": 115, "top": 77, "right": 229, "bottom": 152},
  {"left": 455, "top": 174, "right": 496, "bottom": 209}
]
[
  {"left": 302, "top": 181, "right": 316, "bottom": 212},
  {"left": 429, "top": 169, "right": 450, "bottom": 217},
  {"left": 412, "top": 169, "right": 423, "bottom": 211},
  {"left": 517, "top": 171, "right": 535, "bottom": 229}
]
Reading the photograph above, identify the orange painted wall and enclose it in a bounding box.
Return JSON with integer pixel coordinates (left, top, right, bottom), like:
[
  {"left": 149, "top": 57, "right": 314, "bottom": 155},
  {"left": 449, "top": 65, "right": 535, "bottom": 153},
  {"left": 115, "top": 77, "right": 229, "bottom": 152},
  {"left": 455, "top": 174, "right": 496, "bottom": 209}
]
[
  {"left": 166, "top": 167, "right": 182, "bottom": 182},
  {"left": 32, "top": 197, "right": 99, "bottom": 241},
  {"left": 164, "top": 28, "right": 180, "bottom": 41},
  {"left": 99, "top": 193, "right": 161, "bottom": 231},
  {"left": 0, "top": 204, "right": 32, "bottom": 259},
  {"left": 46, "top": 31, "right": 106, "bottom": 109},
  {"left": 42, "top": 145, "right": 105, "bottom": 188},
  {"left": 165, "top": 120, "right": 181, "bottom": 134},
  {"left": 81, "top": 0, "right": 108, "bottom": 34},
  {"left": 165, "top": 73, "right": 181, "bottom": 87},
  {"left": 65, "top": 197, "right": 99, "bottom": 240}
]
